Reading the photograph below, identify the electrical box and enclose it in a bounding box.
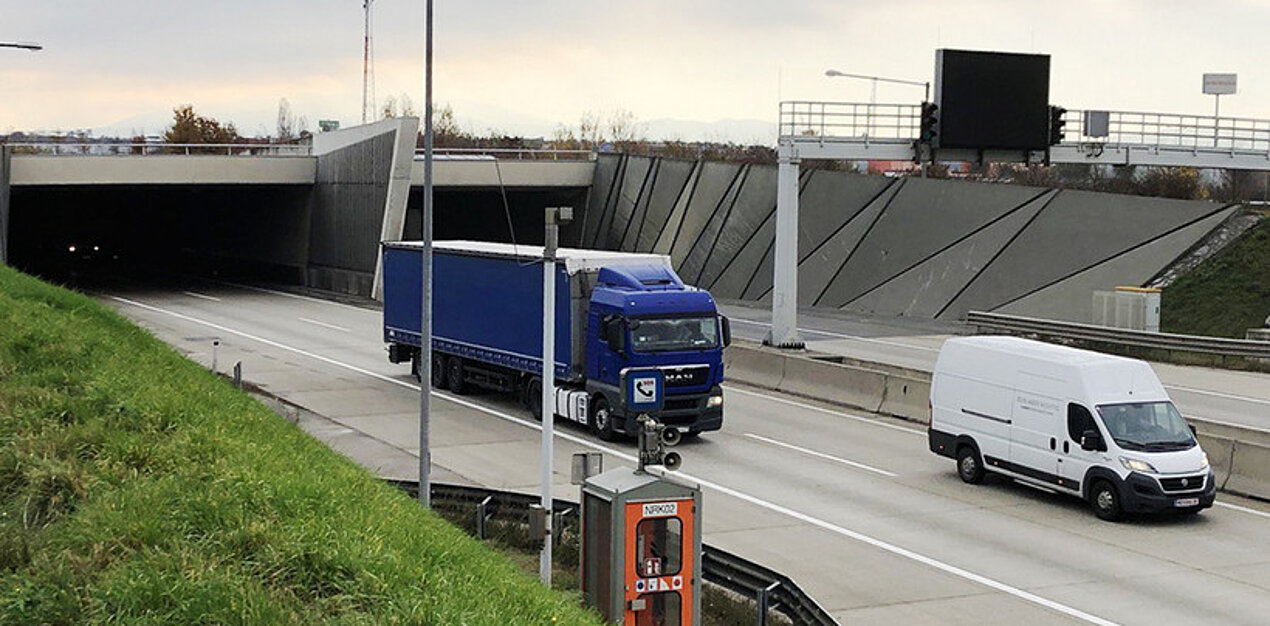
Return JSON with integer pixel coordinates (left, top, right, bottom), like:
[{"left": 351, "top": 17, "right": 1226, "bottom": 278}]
[{"left": 581, "top": 469, "right": 701, "bottom": 625}]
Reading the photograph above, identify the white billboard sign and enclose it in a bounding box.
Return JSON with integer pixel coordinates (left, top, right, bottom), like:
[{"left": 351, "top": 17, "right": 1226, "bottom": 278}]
[{"left": 1203, "top": 73, "right": 1237, "bottom": 95}]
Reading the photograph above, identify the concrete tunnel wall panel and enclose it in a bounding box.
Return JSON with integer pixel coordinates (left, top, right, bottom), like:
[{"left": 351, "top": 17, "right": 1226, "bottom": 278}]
[
  {"left": 792, "top": 184, "right": 898, "bottom": 307},
  {"left": 796, "top": 171, "right": 892, "bottom": 262},
  {"left": 817, "top": 178, "right": 1045, "bottom": 308},
  {"left": 846, "top": 192, "right": 1050, "bottom": 318},
  {"left": 669, "top": 161, "right": 742, "bottom": 268},
  {"left": 618, "top": 157, "right": 656, "bottom": 252},
  {"left": 696, "top": 165, "right": 776, "bottom": 290},
  {"left": 603, "top": 156, "right": 652, "bottom": 250},
  {"left": 679, "top": 165, "right": 748, "bottom": 285},
  {"left": 709, "top": 213, "right": 774, "bottom": 300},
  {"left": 653, "top": 162, "right": 700, "bottom": 256},
  {"left": 943, "top": 191, "right": 1230, "bottom": 320},
  {"left": 636, "top": 159, "right": 694, "bottom": 253},
  {"left": 582, "top": 154, "right": 621, "bottom": 248},
  {"left": 992, "top": 207, "right": 1238, "bottom": 322}
]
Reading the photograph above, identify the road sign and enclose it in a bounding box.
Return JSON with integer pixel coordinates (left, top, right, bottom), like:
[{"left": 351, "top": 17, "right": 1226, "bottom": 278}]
[
  {"left": 1203, "top": 73, "right": 1237, "bottom": 95},
  {"left": 622, "top": 368, "right": 664, "bottom": 413}
]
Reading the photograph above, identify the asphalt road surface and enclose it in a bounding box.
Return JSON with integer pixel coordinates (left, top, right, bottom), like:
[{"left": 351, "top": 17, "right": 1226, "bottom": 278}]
[{"left": 95, "top": 280, "right": 1270, "bottom": 625}]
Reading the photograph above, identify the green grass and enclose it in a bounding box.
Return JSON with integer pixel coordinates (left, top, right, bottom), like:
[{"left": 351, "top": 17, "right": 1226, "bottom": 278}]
[
  {"left": 0, "top": 265, "right": 601, "bottom": 625},
  {"left": 1163, "top": 217, "right": 1270, "bottom": 338}
]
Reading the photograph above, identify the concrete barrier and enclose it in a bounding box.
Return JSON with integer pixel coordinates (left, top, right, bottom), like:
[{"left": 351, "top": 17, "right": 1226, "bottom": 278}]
[
  {"left": 776, "top": 355, "right": 887, "bottom": 414},
  {"left": 1226, "top": 439, "right": 1270, "bottom": 500},
  {"left": 723, "top": 343, "right": 787, "bottom": 391},
  {"left": 879, "top": 374, "right": 931, "bottom": 423}
]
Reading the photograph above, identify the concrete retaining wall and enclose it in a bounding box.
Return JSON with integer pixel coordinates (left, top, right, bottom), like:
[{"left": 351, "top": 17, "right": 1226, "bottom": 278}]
[
  {"left": 589, "top": 153, "right": 1239, "bottom": 323},
  {"left": 724, "top": 340, "right": 1268, "bottom": 501}
]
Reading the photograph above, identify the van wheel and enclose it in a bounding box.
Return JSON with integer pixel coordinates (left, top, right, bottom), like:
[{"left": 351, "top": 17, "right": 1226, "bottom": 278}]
[
  {"left": 956, "top": 446, "right": 984, "bottom": 484},
  {"left": 1090, "top": 480, "right": 1124, "bottom": 522},
  {"left": 526, "top": 378, "right": 543, "bottom": 421},
  {"left": 447, "top": 357, "right": 468, "bottom": 395},
  {"left": 590, "top": 397, "right": 617, "bottom": 441},
  {"left": 431, "top": 354, "right": 448, "bottom": 389}
]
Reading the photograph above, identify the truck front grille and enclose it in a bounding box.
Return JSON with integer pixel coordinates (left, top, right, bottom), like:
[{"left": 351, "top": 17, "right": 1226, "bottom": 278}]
[{"left": 663, "top": 365, "right": 709, "bottom": 388}]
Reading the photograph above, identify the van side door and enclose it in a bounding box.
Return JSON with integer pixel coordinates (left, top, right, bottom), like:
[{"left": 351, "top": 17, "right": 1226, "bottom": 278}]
[
  {"left": 1058, "top": 402, "right": 1104, "bottom": 493},
  {"left": 1008, "top": 372, "right": 1064, "bottom": 487}
]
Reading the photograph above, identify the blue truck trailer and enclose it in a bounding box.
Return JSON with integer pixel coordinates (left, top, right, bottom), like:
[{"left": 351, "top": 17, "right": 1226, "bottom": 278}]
[{"left": 381, "top": 240, "right": 730, "bottom": 440}]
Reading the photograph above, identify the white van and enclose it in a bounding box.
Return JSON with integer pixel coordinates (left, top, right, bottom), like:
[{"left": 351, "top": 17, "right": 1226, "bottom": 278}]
[{"left": 928, "top": 336, "right": 1215, "bottom": 521}]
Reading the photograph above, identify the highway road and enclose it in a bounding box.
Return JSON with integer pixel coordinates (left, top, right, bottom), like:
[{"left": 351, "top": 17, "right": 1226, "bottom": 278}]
[
  {"left": 95, "top": 280, "right": 1270, "bottom": 625},
  {"left": 720, "top": 303, "right": 1270, "bottom": 435}
]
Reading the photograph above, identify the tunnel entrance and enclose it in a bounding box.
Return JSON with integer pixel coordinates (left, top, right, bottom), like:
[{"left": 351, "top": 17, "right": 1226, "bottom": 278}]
[
  {"left": 7, "top": 184, "right": 312, "bottom": 286},
  {"left": 403, "top": 187, "right": 589, "bottom": 246}
]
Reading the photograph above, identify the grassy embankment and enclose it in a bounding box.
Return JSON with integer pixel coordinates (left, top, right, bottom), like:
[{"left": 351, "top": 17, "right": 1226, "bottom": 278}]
[
  {"left": 1163, "top": 217, "right": 1270, "bottom": 338},
  {"left": 0, "top": 264, "right": 600, "bottom": 624}
]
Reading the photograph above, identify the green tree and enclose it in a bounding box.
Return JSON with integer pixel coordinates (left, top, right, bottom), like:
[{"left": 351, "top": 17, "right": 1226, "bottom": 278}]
[{"left": 163, "top": 105, "right": 239, "bottom": 151}]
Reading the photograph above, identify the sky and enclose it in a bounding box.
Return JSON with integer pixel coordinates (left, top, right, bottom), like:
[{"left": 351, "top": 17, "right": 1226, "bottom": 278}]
[{"left": 4, "top": 1, "right": 1270, "bottom": 144}]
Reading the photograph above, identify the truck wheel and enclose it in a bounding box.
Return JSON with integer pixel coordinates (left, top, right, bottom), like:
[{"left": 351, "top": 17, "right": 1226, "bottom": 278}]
[
  {"left": 431, "top": 354, "right": 447, "bottom": 390},
  {"left": 447, "top": 357, "right": 468, "bottom": 395},
  {"left": 1090, "top": 480, "right": 1124, "bottom": 522},
  {"left": 526, "top": 378, "right": 543, "bottom": 421},
  {"left": 410, "top": 354, "right": 423, "bottom": 383},
  {"left": 956, "top": 446, "right": 984, "bottom": 484},
  {"left": 590, "top": 397, "right": 617, "bottom": 441}
]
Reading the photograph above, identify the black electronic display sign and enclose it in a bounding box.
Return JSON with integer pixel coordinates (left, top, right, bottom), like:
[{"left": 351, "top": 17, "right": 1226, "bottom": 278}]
[{"left": 933, "top": 49, "right": 1050, "bottom": 151}]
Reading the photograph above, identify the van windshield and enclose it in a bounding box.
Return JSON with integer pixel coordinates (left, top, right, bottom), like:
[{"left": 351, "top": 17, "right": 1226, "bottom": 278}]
[
  {"left": 1096, "top": 402, "right": 1196, "bottom": 452},
  {"left": 629, "top": 316, "right": 719, "bottom": 353}
]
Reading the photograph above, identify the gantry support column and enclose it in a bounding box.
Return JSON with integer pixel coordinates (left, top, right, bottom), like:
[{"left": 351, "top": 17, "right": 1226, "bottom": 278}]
[{"left": 765, "top": 140, "right": 805, "bottom": 349}]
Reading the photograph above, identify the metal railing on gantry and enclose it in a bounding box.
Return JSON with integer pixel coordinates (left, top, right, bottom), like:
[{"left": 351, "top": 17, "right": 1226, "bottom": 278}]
[{"left": 780, "top": 101, "right": 1270, "bottom": 170}]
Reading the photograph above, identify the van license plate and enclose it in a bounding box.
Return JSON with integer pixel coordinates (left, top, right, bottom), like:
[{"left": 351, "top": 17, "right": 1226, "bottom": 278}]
[{"left": 1174, "top": 498, "right": 1200, "bottom": 508}]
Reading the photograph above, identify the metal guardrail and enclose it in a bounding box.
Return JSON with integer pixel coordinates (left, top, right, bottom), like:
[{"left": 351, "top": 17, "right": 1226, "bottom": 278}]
[
  {"left": 6, "top": 142, "right": 312, "bottom": 156},
  {"left": 421, "top": 147, "right": 596, "bottom": 161},
  {"left": 385, "top": 478, "right": 838, "bottom": 625},
  {"left": 967, "top": 311, "right": 1270, "bottom": 359}
]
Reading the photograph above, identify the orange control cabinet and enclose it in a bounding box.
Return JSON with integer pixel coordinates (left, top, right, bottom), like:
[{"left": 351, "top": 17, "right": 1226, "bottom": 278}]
[{"left": 581, "top": 469, "right": 701, "bottom": 624}]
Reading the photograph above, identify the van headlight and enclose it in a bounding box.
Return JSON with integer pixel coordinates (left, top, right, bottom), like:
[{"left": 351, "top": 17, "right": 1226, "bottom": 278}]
[
  {"left": 707, "top": 394, "right": 723, "bottom": 408},
  {"left": 1200, "top": 452, "right": 1209, "bottom": 470},
  {"left": 1120, "top": 457, "right": 1157, "bottom": 473}
]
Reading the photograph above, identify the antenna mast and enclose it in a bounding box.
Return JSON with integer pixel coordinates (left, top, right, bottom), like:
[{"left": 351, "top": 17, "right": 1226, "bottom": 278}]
[{"left": 362, "top": 0, "right": 376, "bottom": 124}]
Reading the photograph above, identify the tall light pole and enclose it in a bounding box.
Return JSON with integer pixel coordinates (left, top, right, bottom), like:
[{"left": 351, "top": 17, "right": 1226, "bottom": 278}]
[
  {"left": 418, "top": 0, "right": 434, "bottom": 509},
  {"left": 825, "top": 69, "right": 929, "bottom": 137},
  {"left": 0, "top": 42, "right": 41, "bottom": 51}
]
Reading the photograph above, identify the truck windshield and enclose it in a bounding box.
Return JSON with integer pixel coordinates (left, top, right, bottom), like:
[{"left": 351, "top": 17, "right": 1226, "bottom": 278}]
[
  {"left": 1096, "top": 401, "right": 1196, "bottom": 452},
  {"left": 629, "top": 316, "right": 719, "bottom": 353}
]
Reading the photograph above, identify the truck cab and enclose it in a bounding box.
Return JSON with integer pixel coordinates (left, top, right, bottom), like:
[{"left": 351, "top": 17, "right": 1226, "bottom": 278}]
[{"left": 584, "top": 263, "right": 728, "bottom": 440}]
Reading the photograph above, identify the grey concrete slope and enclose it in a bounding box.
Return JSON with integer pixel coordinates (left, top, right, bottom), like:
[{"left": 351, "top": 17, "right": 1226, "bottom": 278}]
[
  {"left": 588, "top": 155, "right": 1235, "bottom": 323},
  {"left": 848, "top": 190, "right": 1054, "bottom": 318},
  {"left": 944, "top": 192, "right": 1236, "bottom": 321},
  {"left": 817, "top": 179, "right": 1047, "bottom": 308},
  {"left": 995, "top": 207, "right": 1239, "bottom": 322}
]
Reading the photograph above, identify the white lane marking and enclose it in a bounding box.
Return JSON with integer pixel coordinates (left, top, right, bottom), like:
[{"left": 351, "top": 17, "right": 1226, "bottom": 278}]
[
  {"left": 182, "top": 291, "right": 222, "bottom": 302},
  {"left": 724, "top": 385, "right": 924, "bottom": 436},
  {"left": 744, "top": 433, "right": 897, "bottom": 477},
  {"left": 1215, "top": 501, "right": 1270, "bottom": 519},
  {"left": 211, "top": 278, "right": 372, "bottom": 312},
  {"left": 1166, "top": 384, "right": 1270, "bottom": 406},
  {"left": 728, "top": 317, "right": 942, "bottom": 353},
  {"left": 109, "top": 294, "right": 1120, "bottom": 626},
  {"left": 298, "top": 317, "right": 351, "bottom": 333}
]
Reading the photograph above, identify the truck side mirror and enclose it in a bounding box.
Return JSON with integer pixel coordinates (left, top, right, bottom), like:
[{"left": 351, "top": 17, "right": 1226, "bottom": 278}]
[
  {"left": 719, "top": 316, "right": 731, "bottom": 348},
  {"left": 1080, "top": 430, "right": 1105, "bottom": 452},
  {"left": 603, "top": 318, "right": 626, "bottom": 354}
]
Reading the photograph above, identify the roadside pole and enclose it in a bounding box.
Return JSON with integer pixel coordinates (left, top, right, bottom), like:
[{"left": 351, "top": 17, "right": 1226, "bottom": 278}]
[{"left": 418, "top": 0, "right": 434, "bottom": 508}]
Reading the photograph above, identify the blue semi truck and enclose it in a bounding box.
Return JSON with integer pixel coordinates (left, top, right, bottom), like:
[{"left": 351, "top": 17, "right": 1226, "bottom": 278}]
[{"left": 381, "top": 240, "right": 730, "bottom": 440}]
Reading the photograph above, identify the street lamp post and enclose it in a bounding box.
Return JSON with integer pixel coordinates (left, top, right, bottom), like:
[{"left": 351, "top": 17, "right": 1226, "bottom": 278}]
[
  {"left": 0, "top": 42, "right": 42, "bottom": 51},
  {"left": 824, "top": 69, "right": 929, "bottom": 137}
]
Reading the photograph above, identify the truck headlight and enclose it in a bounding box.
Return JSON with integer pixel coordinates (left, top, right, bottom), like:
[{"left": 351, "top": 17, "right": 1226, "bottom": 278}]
[
  {"left": 707, "top": 394, "right": 723, "bottom": 408},
  {"left": 1119, "top": 457, "right": 1157, "bottom": 473}
]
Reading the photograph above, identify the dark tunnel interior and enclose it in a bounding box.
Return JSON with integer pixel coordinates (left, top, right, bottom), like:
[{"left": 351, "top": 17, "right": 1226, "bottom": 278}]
[{"left": 6, "top": 184, "right": 589, "bottom": 293}]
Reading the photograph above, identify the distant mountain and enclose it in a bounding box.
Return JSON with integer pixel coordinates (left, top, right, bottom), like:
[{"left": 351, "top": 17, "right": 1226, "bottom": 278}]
[{"left": 641, "top": 118, "right": 776, "bottom": 145}]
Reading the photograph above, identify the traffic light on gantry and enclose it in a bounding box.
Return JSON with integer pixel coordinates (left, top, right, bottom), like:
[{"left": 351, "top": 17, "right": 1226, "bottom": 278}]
[
  {"left": 920, "top": 102, "right": 939, "bottom": 146},
  {"left": 1049, "top": 105, "right": 1067, "bottom": 146}
]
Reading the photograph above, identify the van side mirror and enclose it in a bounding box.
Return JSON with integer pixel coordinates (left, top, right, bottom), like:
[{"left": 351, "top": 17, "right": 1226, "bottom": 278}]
[
  {"left": 1080, "top": 430, "right": 1105, "bottom": 452},
  {"left": 720, "top": 316, "right": 731, "bottom": 348}
]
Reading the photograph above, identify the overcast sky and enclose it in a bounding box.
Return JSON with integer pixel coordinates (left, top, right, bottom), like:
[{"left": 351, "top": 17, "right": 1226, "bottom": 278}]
[{"left": 4, "top": 1, "right": 1270, "bottom": 143}]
